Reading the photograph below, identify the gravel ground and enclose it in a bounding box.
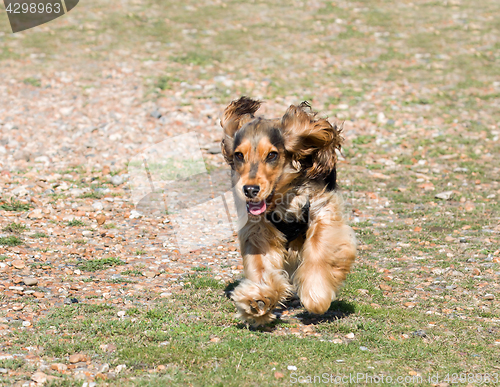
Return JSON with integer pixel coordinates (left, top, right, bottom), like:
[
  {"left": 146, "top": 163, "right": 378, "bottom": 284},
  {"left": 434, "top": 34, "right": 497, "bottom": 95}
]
[{"left": 0, "top": 0, "right": 499, "bottom": 385}]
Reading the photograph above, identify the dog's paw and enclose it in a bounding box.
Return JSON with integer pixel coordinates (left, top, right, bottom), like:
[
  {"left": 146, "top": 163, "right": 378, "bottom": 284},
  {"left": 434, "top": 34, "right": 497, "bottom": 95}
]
[{"left": 231, "top": 279, "right": 280, "bottom": 326}]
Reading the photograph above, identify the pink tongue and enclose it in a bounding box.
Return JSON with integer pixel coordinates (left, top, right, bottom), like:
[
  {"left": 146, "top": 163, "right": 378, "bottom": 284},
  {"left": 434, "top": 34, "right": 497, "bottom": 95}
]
[{"left": 248, "top": 201, "right": 267, "bottom": 215}]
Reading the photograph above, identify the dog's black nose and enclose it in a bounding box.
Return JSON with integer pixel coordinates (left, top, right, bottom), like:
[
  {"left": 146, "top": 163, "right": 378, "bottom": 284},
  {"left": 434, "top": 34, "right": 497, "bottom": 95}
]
[{"left": 243, "top": 185, "right": 260, "bottom": 198}]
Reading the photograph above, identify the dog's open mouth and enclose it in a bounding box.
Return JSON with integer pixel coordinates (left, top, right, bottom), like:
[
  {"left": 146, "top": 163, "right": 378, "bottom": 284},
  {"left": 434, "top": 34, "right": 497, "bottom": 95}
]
[
  {"left": 247, "top": 201, "right": 267, "bottom": 216},
  {"left": 246, "top": 192, "right": 274, "bottom": 216}
]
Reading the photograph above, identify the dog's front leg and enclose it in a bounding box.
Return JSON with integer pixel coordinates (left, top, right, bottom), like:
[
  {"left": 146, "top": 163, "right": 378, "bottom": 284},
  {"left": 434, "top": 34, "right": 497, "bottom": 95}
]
[
  {"left": 293, "top": 202, "right": 357, "bottom": 315},
  {"left": 231, "top": 228, "right": 292, "bottom": 326}
]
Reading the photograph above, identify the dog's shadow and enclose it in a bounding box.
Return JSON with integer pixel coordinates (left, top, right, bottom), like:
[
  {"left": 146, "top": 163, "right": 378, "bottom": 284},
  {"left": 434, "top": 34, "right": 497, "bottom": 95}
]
[{"left": 224, "top": 281, "right": 355, "bottom": 331}]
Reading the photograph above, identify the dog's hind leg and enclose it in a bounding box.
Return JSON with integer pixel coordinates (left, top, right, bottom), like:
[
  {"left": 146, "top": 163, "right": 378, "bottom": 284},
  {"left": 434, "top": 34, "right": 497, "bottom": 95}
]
[{"left": 293, "top": 202, "right": 357, "bottom": 315}]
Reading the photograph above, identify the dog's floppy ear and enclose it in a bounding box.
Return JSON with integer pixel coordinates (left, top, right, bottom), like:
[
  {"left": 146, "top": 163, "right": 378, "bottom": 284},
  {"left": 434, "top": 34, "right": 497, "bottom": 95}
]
[
  {"left": 281, "top": 101, "right": 342, "bottom": 179},
  {"left": 220, "top": 97, "right": 262, "bottom": 167}
]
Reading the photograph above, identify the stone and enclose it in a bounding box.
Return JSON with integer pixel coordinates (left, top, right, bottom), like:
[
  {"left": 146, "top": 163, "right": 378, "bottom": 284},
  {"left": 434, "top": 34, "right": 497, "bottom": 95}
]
[
  {"left": 96, "top": 214, "right": 106, "bottom": 225},
  {"left": 69, "top": 354, "right": 87, "bottom": 364},
  {"left": 12, "top": 303, "right": 24, "bottom": 311},
  {"left": 50, "top": 363, "right": 68, "bottom": 372},
  {"left": 102, "top": 165, "right": 111, "bottom": 175},
  {"left": 435, "top": 191, "right": 453, "bottom": 200},
  {"left": 110, "top": 175, "right": 124, "bottom": 186},
  {"left": 150, "top": 109, "right": 162, "bottom": 119},
  {"left": 12, "top": 260, "right": 26, "bottom": 269},
  {"left": 129, "top": 210, "right": 143, "bottom": 219},
  {"left": 28, "top": 209, "right": 44, "bottom": 219},
  {"left": 31, "top": 371, "right": 48, "bottom": 384},
  {"left": 92, "top": 202, "right": 104, "bottom": 211}
]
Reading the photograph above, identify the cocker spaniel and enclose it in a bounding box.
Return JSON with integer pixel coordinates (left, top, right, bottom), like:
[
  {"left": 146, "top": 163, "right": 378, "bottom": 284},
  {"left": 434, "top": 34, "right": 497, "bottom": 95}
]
[{"left": 221, "top": 97, "right": 357, "bottom": 326}]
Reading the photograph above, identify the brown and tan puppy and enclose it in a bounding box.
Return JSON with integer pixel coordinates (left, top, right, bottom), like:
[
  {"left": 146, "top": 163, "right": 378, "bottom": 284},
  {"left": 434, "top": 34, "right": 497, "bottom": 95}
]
[{"left": 221, "top": 97, "right": 357, "bottom": 326}]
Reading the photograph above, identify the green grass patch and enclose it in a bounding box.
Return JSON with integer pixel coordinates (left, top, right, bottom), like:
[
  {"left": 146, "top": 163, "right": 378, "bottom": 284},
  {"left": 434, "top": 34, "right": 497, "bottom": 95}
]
[
  {"left": 2, "top": 222, "right": 28, "bottom": 233},
  {"left": 0, "top": 236, "right": 23, "bottom": 246},
  {"left": 184, "top": 274, "right": 225, "bottom": 290},
  {"left": 67, "top": 219, "right": 86, "bottom": 227},
  {"left": 107, "top": 278, "right": 137, "bottom": 284},
  {"left": 0, "top": 358, "right": 25, "bottom": 370},
  {"left": 0, "top": 199, "right": 31, "bottom": 211},
  {"left": 78, "top": 192, "right": 104, "bottom": 199},
  {"left": 352, "top": 135, "right": 376, "bottom": 145},
  {"left": 78, "top": 257, "right": 125, "bottom": 272},
  {"left": 154, "top": 75, "right": 179, "bottom": 91},
  {"left": 23, "top": 77, "right": 41, "bottom": 87},
  {"left": 121, "top": 269, "right": 143, "bottom": 276}
]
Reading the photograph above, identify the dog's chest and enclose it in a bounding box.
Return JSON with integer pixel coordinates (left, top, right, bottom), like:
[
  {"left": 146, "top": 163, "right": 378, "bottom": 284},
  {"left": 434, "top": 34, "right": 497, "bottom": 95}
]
[{"left": 267, "top": 192, "right": 310, "bottom": 243}]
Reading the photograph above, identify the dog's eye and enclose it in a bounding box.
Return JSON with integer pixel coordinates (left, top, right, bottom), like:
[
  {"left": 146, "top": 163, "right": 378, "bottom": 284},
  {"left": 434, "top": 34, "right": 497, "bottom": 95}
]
[
  {"left": 266, "top": 151, "right": 278, "bottom": 162},
  {"left": 234, "top": 152, "right": 244, "bottom": 162}
]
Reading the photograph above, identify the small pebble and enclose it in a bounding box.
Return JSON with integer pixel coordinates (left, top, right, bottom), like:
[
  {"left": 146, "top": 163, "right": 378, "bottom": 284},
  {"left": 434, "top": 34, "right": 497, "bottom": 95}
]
[
  {"left": 23, "top": 278, "right": 38, "bottom": 286},
  {"left": 69, "top": 354, "right": 87, "bottom": 363},
  {"left": 96, "top": 214, "right": 106, "bottom": 225},
  {"left": 110, "top": 175, "right": 124, "bottom": 186},
  {"left": 12, "top": 260, "right": 26, "bottom": 269}
]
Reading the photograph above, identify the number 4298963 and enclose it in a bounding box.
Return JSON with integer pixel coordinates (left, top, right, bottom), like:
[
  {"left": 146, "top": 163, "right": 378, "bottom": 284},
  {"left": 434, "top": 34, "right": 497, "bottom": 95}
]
[{"left": 6, "top": 2, "right": 62, "bottom": 14}]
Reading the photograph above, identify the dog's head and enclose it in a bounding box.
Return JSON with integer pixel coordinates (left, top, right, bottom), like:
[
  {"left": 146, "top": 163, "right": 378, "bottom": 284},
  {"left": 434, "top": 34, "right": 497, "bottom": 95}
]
[{"left": 220, "top": 97, "right": 342, "bottom": 216}]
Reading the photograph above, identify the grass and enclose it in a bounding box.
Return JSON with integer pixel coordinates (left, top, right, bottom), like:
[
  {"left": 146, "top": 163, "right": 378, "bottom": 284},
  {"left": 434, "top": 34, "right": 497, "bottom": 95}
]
[
  {"left": 78, "top": 192, "right": 104, "bottom": 199},
  {"left": 183, "top": 274, "right": 225, "bottom": 290},
  {"left": 77, "top": 257, "right": 125, "bottom": 272},
  {"left": 23, "top": 77, "right": 41, "bottom": 87},
  {"left": 66, "top": 219, "right": 85, "bottom": 227},
  {"left": 4, "top": 270, "right": 497, "bottom": 386},
  {"left": 32, "top": 232, "right": 49, "bottom": 238},
  {"left": 0, "top": 236, "right": 23, "bottom": 246},
  {"left": 121, "top": 269, "right": 144, "bottom": 276},
  {"left": 0, "top": 358, "right": 25, "bottom": 370},
  {"left": 154, "top": 75, "right": 179, "bottom": 91},
  {"left": 107, "top": 278, "right": 137, "bottom": 284},
  {"left": 0, "top": 199, "right": 31, "bottom": 212},
  {"left": 2, "top": 222, "right": 28, "bottom": 233}
]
